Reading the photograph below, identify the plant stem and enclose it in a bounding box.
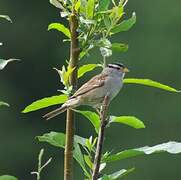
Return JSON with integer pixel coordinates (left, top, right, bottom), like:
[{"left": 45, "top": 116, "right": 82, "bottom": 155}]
[
  {"left": 64, "top": 10, "right": 80, "bottom": 180},
  {"left": 92, "top": 95, "right": 109, "bottom": 180},
  {"left": 103, "top": 56, "right": 107, "bottom": 68}
]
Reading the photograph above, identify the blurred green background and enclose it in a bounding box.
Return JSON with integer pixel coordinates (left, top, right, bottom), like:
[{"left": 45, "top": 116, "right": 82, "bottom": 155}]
[{"left": 0, "top": 0, "right": 181, "bottom": 179}]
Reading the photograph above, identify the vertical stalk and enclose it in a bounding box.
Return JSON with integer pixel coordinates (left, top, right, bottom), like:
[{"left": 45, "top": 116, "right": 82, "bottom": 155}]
[
  {"left": 64, "top": 9, "right": 80, "bottom": 180},
  {"left": 103, "top": 56, "right": 107, "bottom": 68},
  {"left": 92, "top": 95, "right": 109, "bottom": 180}
]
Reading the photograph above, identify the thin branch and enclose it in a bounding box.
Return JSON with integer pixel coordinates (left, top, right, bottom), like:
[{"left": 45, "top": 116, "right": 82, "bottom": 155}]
[
  {"left": 92, "top": 95, "right": 110, "bottom": 180},
  {"left": 64, "top": 8, "right": 80, "bottom": 180},
  {"left": 31, "top": 149, "right": 52, "bottom": 180}
]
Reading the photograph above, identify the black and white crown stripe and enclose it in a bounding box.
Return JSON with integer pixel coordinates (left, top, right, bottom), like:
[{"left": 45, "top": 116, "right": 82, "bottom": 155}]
[{"left": 107, "top": 63, "right": 125, "bottom": 69}]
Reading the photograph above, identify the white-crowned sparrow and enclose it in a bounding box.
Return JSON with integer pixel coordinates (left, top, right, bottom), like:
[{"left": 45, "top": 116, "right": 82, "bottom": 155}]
[{"left": 43, "top": 63, "right": 129, "bottom": 120}]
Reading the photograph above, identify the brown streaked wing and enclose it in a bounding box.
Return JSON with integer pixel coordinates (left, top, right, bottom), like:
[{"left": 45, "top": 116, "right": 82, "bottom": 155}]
[{"left": 70, "top": 74, "right": 108, "bottom": 98}]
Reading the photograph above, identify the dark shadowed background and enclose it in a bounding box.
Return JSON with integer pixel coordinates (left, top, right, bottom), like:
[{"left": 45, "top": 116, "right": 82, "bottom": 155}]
[{"left": 0, "top": 0, "right": 181, "bottom": 179}]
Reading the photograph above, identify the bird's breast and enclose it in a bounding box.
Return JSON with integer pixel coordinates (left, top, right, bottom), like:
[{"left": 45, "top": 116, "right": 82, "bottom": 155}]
[{"left": 107, "top": 77, "right": 123, "bottom": 100}]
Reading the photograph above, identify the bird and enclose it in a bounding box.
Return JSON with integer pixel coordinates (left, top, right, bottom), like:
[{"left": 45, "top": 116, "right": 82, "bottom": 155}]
[{"left": 43, "top": 63, "right": 129, "bottom": 120}]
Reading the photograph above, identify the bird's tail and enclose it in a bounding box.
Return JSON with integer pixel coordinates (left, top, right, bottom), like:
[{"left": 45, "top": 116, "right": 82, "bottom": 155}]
[
  {"left": 43, "top": 97, "right": 80, "bottom": 120},
  {"left": 43, "top": 105, "right": 68, "bottom": 120}
]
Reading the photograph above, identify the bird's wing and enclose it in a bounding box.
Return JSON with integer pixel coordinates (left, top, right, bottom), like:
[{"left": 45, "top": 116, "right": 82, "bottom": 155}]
[{"left": 70, "top": 74, "right": 108, "bottom": 98}]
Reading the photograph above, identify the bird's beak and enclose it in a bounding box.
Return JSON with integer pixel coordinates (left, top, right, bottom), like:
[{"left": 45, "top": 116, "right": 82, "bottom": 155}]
[{"left": 123, "top": 67, "right": 130, "bottom": 73}]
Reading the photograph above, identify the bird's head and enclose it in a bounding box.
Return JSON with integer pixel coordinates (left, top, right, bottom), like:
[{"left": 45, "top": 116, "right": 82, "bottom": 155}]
[
  {"left": 107, "top": 63, "right": 129, "bottom": 73},
  {"left": 102, "top": 63, "right": 129, "bottom": 79}
]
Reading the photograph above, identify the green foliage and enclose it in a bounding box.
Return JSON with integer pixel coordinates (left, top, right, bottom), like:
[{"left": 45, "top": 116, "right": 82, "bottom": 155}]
[
  {"left": 31, "top": 149, "right": 52, "bottom": 180},
  {"left": 103, "top": 149, "right": 143, "bottom": 163},
  {"left": 78, "top": 64, "right": 99, "bottom": 78},
  {"left": 49, "top": 0, "right": 65, "bottom": 10},
  {"left": 0, "top": 15, "right": 12, "bottom": 23},
  {"left": 75, "top": 0, "right": 81, "bottom": 12},
  {"left": 47, "top": 0, "right": 136, "bottom": 61},
  {"left": 98, "top": 0, "right": 110, "bottom": 11},
  {"left": 135, "top": 141, "right": 181, "bottom": 154},
  {"left": 75, "top": 110, "right": 145, "bottom": 132},
  {"left": 111, "top": 12, "right": 136, "bottom": 34},
  {"left": 37, "top": 130, "right": 139, "bottom": 179},
  {"left": 124, "top": 78, "right": 180, "bottom": 92},
  {"left": 20, "top": 0, "right": 181, "bottom": 179},
  {"left": 22, "top": 94, "right": 68, "bottom": 113},
  {"left": 74, "top": 110, "right": 100, "bottom": 133},
  {"left": 37, "top": 132, "right": 181, "bottom": 179},
  {"left": 86, "top": 0, "right": 95, "bottom": 19},
  {"left": 0, "top": 59, "right": 20, "bottom": 70},
  {"left": 54, "top": 65, "right": 75, "bottom": 90},
  {"left": 85, "top": 136, "right": 97, "bottom": 152},
  {"left": 103, "top": 141, "right": 181, "bottom": 163},
  {"left": 74, "top": 140, "right": 89, "bottom": 177},
  {"left": 100, "top": 168, "right": 135, "bottom": 180},
  {"left": 109, "top": 116, "right": 145, "bottom": 129},
  {"left": 48, "top": 23, "right": 71, "bottom": 38},
  {"left": 37, "top": 132, "right": 66, "bottom": 148},
  {"left": 0, "top": 175, "right": 17, "bottom": 180},
  {"left": 84, "top": 154, "right": 93, "bottom": 169},
  {"left": 0, "top": 101, "right": 9, "bottom": 107},
  {"left": 111, "top": 43, "right": 128, "bottom": 52},
  {"left": 0, "top": 16, "right": 18, "bottom": 111},
  {"left": 37, "top": 132, "right": 90, "bottom": 177}
]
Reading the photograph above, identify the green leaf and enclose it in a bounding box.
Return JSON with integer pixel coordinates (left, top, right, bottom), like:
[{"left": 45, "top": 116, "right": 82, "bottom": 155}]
[
  {"left": 79, "top": 17, "right": 95, "bottom": 25},
  {"left": 0, "top": 101, "right": 9, "bottom": 107},
  {"left": 110, "top": 116, "right": 145, "bottom": 129},
  {"left": 0, "top": 15, "right": 12, "bottom": 23},
  {"left": 49, "top": 0, "right": 65, "bottom": 10},
  {"left": 0, "top": 175, "right": 17, "bottom": 180},
  {"left": 37, "top": 132, "right": 87, "bottom": 149},
  {"left": 104, "top": 15, "right": 111, "bottom": 30},
  {"left": 109, "top": 168, "right": 135, "bottom": 179},
  {"left": 99, "top": 163, "right": 106, "bottom": 172},
  {"left": 78, "top": 64, "right": 99, "bottom": 78},
  {"left": 0, "top": 59, "right": 20, "bottom": 70},
  {"left": 103, "top": 149, "right": 143, "bottom": 163},
  {"left": 109, "top": 5, "right": 124, "bottom": 23},
  {"left": 74, "top": 135, "right": 87, "bottom": 147},
  {"left": 54, "top": 65, "right": 75, "bottom": 88},
  {"left": 75, "top": 110, "right": 100, "bottom": 133},
  {"left": 84, "top": 154, "right": 93, "bottom": 169},
  {"left": 37, "top": 131, "right": 65, "bottom": 148},
  {"left": 100, "top": 175, "right": 109, "bottom": 180},
  {"left": 37, "top": 132, "right": 89, "bottom": 177},
  {"left": 111, "top": 43, "right": 128, "bottom": 52},
  {"left": 48, "top": 23, "right": 71, "bottom": 38},
  {"left": 85, "top": 138, "right": 92, "bottom": 151},
  {"left": 86, "top": 0, "right": 95, "bottom": 19},
  {"left": 98, "top": 0, "right": 110, "bottom": 11},
  {"left": 103, "top": 141, "right": 181, "bottom": 163},
  {"left": 111, "top": 12, "right": 136, "bottom": 34},
  {"left": 79, "top": 0, "right": 88, "bottom": 16},
  {"left": 74, "top": 142, "right": 89, "bottom": 177},
  {"left": 135, "top": 141, "right": 181, "bottom": 154},
  {"left": 99, "top": 168, "right": 135, "bottom": 180},
  {"left": 75, "top": 0, "right": 81, "bottom": 12},
  {"left": 123, "top": 78, "right": 180, "bottom": 92},
  {"left": 22, "top": 94, "right": 68, "bottom": 113},
  {"left": 74, "top": 136, "right": 90, "bottom": 177}
]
